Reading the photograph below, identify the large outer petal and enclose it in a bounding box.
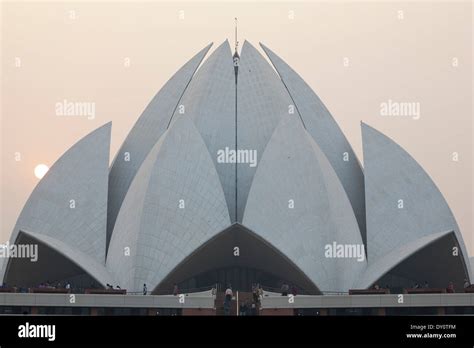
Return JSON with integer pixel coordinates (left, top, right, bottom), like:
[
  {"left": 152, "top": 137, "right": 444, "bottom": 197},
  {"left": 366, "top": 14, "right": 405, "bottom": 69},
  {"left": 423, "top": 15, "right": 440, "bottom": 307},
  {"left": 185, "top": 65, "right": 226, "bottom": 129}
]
[
  {"left": 362, "top": 122, "right": 472, "bottom": 281},
  {"left": 260, "top": 43, "right": 366, "bottom": 245},
  {"left": 243, "top": 117, "right": 366, "bottom": 292},
  {"left": 106, "top": 115, "right": 231, "bottom": 292},
  {"left": 107, "top": 43, "right": 212, "bottom": 249},
  {"left": 1, "top": 123, "right": 111, "bottom": 281}
]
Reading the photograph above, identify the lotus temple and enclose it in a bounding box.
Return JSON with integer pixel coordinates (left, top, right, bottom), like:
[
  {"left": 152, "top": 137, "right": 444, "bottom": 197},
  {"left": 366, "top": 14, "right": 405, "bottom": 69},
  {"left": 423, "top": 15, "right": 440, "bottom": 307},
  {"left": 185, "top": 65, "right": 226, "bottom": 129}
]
[{"left": 0, "top": 40, "right": 473, "bottom": 315}]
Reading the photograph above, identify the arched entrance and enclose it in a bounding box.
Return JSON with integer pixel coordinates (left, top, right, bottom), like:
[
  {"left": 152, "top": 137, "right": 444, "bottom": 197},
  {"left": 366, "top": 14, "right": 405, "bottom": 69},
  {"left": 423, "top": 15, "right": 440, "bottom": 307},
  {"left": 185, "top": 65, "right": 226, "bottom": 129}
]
[
  {"left": 153, "top": 224, "right": 320, "bottom": 294},
  {"left": 3, "top": 231, "right": 102, "bottom": 289}
]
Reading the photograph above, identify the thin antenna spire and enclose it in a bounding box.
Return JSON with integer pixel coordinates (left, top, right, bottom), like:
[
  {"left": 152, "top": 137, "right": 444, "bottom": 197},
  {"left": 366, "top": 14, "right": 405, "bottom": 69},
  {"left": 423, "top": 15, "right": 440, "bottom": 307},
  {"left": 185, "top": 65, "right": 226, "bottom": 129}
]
[{"left": 234, "top": 17, "right": 239, "bottom": 53}]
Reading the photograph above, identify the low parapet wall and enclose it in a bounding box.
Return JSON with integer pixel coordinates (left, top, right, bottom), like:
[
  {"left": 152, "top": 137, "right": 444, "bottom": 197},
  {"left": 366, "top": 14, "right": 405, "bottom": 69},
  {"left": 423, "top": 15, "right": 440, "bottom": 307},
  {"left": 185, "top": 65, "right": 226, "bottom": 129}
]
[
  {"left": 260, "top": 293, "right": 474, "bottom": 309},
  {"left": 0, "top": 292, "right": 215, "bottom": 309}
]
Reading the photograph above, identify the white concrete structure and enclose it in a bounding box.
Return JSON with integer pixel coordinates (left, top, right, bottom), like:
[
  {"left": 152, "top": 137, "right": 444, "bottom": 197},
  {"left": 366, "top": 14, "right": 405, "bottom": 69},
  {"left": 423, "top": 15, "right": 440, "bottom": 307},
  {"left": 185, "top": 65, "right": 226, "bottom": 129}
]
[
  {"left": 106, "top": 116, "right": 230, "bottom": 292},
  {"left": 236, "top": 41, "right": 295, "bottom": 222},
  {"left": 260, "top": 43, "right": 366, "bottom": 244},
  {"left": 169, "top": 41, "right": 237, "bottom": 221},
  {"left": 107, "top": 44, "right": 212, "bottom": 249},
  {"left": 1, "top": 123, "right": 113, "bottom": 286},
  {"left": 2, "top": 41, "right": 471, "bottom": 294},
  {"left": 243, "top": 117, "right": 366, "bottom": 292},
  {"left": 361, "top": 123, "right": 472, "bottom": 287}
]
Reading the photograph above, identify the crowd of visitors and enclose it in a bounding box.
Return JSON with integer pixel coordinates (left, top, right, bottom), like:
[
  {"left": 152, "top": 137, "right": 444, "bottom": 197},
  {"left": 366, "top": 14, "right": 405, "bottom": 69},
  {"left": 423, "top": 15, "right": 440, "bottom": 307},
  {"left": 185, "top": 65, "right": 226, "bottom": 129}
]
[
  {"left": 370, "top": 279, "right": 473, "bottom": 294},
  {"left": 1, "top": 278, "right": 472, "bottom": 297},
  {"left": 220, "top": 283, "right": 265, "bottom": 316},
  {"left": 0, "top": 280, "right": 88, "bottom": 293}
]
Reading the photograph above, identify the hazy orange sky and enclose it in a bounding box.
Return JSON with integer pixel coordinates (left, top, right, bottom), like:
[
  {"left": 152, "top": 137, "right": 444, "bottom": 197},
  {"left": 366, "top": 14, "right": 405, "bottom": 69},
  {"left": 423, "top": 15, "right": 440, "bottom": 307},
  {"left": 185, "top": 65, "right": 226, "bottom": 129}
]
[{"left": 1, "top": 1, "right": 473, "bottom": 256}]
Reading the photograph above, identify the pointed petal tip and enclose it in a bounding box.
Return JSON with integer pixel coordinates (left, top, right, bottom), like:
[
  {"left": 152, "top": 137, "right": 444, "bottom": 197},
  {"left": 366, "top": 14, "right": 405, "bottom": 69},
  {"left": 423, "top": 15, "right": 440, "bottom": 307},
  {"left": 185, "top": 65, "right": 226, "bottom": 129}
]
[
  {"left": 202, "top": 42, "right": 213, "bottom": 53},
  {"left": 242, "top": 39, "right": 252, "bottom": 47},
  {"left": 94, "top": 121, "right": 112, "bottom": 134}
]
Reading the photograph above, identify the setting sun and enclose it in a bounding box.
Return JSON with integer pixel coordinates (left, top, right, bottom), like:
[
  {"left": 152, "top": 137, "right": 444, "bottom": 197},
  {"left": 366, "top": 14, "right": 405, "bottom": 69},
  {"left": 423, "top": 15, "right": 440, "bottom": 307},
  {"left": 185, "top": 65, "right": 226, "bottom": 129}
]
[{"left": 34, "top": 164, "right": 49, "bottom": 179}]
